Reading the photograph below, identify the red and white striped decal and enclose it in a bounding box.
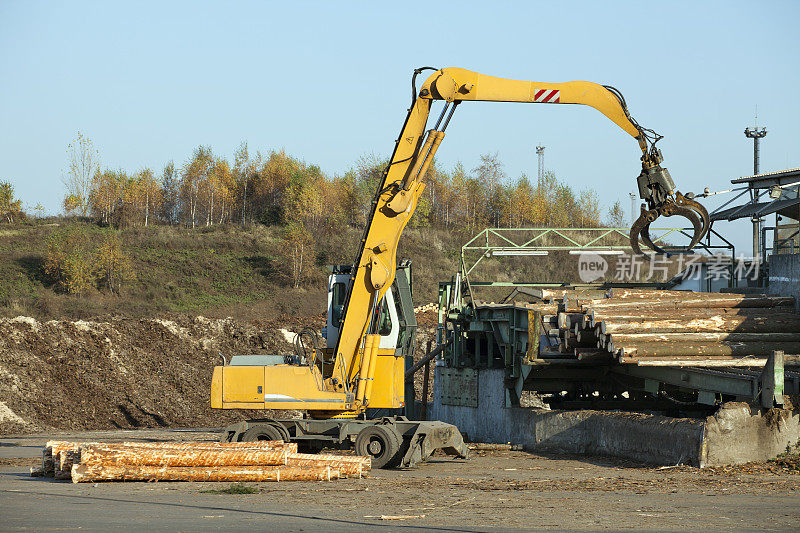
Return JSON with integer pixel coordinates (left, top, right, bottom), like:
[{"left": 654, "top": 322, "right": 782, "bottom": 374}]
[{"left": 534, "top": 89, "right": 560, "bottom": 103}]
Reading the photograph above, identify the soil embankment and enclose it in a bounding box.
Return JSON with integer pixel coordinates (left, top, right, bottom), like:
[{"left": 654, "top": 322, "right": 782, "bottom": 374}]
[
  {"left": 0, "top": 312, "right": 438, "bottom": 435},
  {"left": 0, "top": 314, "right": 300, "bottom": 434}
]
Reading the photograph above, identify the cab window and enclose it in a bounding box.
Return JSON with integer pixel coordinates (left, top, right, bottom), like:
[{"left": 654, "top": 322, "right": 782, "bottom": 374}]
[
  {"left": 331, "top": 282, "right": 346, "bottom": 327},
  {"left": 376, "top": 298, "right": 392, "bottom": 335}
]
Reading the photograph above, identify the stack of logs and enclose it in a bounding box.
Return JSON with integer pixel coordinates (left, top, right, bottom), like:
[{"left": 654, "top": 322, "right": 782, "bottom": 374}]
[
  {"left": 32, "top": 440, "right": 370, "bottom": 483},
  {"left": 554, "top": 289, "right": 800, "bottom": 365},
  {"left": 523, "top": 289, "right": 606, "bottom": 357}
]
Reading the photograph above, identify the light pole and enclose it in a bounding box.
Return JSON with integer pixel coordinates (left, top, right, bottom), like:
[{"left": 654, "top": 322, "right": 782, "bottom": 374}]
[
  {"left": 745, "top": 124, "right": 767, "bottom": 258},
  {"left": 629, "top": 192, "right": 637, "bottom": 224},
  {"left": 536, "top": 146, "right": 545, "bottom": 185}
]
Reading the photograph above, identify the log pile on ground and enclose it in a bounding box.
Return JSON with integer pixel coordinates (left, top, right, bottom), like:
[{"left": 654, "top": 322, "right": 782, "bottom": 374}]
[
  {"left": 32, "top": 440, "right": 370, "bottom": 483},
  {"left": 551, "top": 289, "right": 800, "bottom": 366}
]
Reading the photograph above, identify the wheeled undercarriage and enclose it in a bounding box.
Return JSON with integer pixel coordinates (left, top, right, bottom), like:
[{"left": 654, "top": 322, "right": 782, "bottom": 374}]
[{"left": 221, "top": 416, "right": 468, "bottom": 469}]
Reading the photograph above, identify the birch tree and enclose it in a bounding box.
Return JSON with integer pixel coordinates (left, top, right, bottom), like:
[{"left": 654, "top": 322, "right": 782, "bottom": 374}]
[{"left": 63, "top": 132, "right": 100, "bottom": 216}]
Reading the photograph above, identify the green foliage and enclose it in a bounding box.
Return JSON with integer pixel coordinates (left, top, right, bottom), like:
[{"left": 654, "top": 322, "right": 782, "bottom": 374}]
[
  {"left": 0, "top": 181, "right": 24, "bottom": 223},
  {"left": 43, "top": 226, "right": 133, "bottom": 295},
  {"left": 96, "top": 233, "right": 134, "bottom": 294},
  {"left": 44, "top": 226, "right": 98, "bottom": 294},
  {"left": 160, "top": 161, "right": 179, "bottom": 224}
]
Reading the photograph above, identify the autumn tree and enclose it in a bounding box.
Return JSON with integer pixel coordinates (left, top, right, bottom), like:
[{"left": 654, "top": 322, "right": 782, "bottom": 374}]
[
  {"left": 181, "top": 146, "right": 213, "bottom": 228},
  {"left": 233, "top": 142, "right": 257, "bottom": 225},
  {"left": 352, "top": 154, "right": 387, "bottom": 226},
  {"left": 577, "top": 189, "right": 601, "bottom": 227},
  {"left": 205, "top": 158, "right": 234, "bottom": 225},
  {"left": 45, "top": 227, "right": 133, "bottom": 294},
  {"left": 282, "top": 221, "right": 314, "bottom": 288},
  {"left": 63, "top": 132, "right": 100, "bottom": 216},
  {"left": 90, "top": 169, "right": 123, "bottom": 225},
  {"left": 160, "top": 161, "right": 179, "bottom": 224},
  {"left": 44, "top": 226, "right": 97, "bottom": 294},
  {"left": 96, "top": 233, "right": 133, "bottom": 294},
  {"left": 132, "top": 168, "right": 162, "bottom": 227},
  {"left": 283, "top": 164, "right": 328, "bottom": 230},
  {"left": 473, "top": 153, "right": 505, "bottom": 227},
  {"left": 607, "top": 200, "right": 626, "bottom": 227},
  {"left": 253, "top": 149, "right": 300, "bottom": 225},
  {"left": 327, "top": 171, "right": 358, "bottom": 229},
  {"left": 0, "top": 181, "right": 24, "bottom": 223}
]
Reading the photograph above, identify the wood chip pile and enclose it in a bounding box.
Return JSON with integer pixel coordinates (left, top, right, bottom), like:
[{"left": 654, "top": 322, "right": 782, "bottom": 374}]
[
  {"left": 31, "top": 440, "right": 370, "bottom": 483},
  {"left": 551, "top": 289, "right": 800, "bottom": 365}
]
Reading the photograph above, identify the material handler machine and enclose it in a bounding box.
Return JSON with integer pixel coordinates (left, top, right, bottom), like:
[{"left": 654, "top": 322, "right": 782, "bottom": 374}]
[{"left": 210, "top": 67, "right": 709, "bottom": 468}]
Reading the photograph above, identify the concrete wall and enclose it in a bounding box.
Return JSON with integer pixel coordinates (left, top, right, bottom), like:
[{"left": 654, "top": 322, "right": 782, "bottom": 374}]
[
  {"left": 769, "top": 252, "right": 800, "bottom": 311},
  {"left": 431, "top": 367, "right": 705, "bottom": 465},
  {"left": 703, "top": 402, "right": 800, "bottom": 465},
  {"left": 432, "top": 366, "right": 800, "bottom": 466}
]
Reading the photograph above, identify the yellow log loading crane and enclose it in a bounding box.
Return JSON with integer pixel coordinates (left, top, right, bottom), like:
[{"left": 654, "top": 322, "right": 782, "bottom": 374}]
[{"left": 211, "top": 67, "right": 709, "bottom": 468}]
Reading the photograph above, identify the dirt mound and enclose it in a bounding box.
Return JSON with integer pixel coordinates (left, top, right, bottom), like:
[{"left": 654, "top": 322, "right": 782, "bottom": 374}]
[{"left": 0, "top": 315, "right": 302, "bottom": 434}]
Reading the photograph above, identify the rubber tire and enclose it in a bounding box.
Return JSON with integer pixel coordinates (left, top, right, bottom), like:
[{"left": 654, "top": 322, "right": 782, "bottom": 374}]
[
  {"left": 354, "top": 425, "right": 403, "bottom": 469},
  {"left": 240, "top": 423, "right": 286, "bottom": 443}
]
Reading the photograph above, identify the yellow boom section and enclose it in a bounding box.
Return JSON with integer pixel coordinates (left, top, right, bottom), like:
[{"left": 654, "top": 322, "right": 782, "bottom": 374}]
[{"left": 427, "top": 68, "right": 642, "bottom": 139}]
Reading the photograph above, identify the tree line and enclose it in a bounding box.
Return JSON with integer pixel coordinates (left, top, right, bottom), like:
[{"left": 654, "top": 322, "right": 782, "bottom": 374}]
[{"left": 59, "top": 133, "right": 621, "bottom": 234}]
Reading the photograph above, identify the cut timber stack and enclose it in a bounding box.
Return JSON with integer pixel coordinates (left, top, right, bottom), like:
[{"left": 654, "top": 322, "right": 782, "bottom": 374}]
[
  {"left": 515, "top": 290, "right": 606, "bottom": 358},
  {"left": 552, "top": 289, "right": 800, "bottom": 366},
  {"left": 32, "top": 440, "right": 370, "bottom": 483}
]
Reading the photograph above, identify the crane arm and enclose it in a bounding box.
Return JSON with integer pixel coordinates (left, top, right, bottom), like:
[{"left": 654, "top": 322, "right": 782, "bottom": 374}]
[
  {"left": 424, "top": 68, "right": 645, "bottom": 146},
  {"left": 332, "top": 68, "right": 708, "bottom": 407}
]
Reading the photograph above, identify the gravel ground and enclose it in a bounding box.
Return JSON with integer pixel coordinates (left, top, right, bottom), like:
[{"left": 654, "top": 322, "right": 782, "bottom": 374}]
[{"left": 1, "top": 428, "right": 798, "bottom": 531}]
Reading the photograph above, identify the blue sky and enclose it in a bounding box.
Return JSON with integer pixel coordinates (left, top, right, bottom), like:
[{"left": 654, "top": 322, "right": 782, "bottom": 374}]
[{"left": 1, "top": 1, "right": 798, "bottom": 253}]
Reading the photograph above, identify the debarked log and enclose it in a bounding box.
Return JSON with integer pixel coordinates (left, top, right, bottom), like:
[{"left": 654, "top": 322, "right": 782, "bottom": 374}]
[
  {"left": 55, "top": 450, "right": 81, "bottom": 480},
  {"left": 588, "top": 307, "right": 785, "bottom": 327},
  {"left": 47, "top": 440, "right": 294, "bottom": 453},
  {"left": 618, "top": 356, "right": 800, "bottom": 366},
  {"left": 583, "top": 295, "right": 795, "bottom": 311},
  {"left": 286, "top": 452, "right": 370, "bottom": 477},
  {"left": 113, "top": 440, "right": 296, "bottom": 452},
  {"left": 558, "top": 313, "right": 586, "bottom": 330},
  {"left": 44, "top": 441, "right": 83, "bottom": 477},
  {"left": 71, "top": 464, "right": 337, "bottom": 483},
  {"left": 604, "top": 332, "right": 800, "bottom": 344},
  {"left": 615, "top": 341, "right": 800, "bottom": 358},
  {"left": 600, "top": 314, "right": 800, "bottom": 334},
  {"left": 605, "top": 288, "right": 770, "bottom": 299},
  {"left": 79, "top": 444, "right": 289, "bottom": 467}
]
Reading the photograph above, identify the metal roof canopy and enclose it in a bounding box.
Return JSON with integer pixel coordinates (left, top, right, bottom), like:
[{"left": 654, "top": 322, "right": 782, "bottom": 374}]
[
  {"left": 711, "top": 196, "right": 800, "bottom": 221},
  {"left": 710, "top": 167, "right": 800, "bottom": 222},
  {"left": 731, "top": 167, "right": 800, "bottom": 188}
]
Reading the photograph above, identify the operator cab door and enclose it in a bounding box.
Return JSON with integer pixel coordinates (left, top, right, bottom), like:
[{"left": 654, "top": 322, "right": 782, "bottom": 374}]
[{"left": 325, "top": 273, "right": 399, "bottom": 351}]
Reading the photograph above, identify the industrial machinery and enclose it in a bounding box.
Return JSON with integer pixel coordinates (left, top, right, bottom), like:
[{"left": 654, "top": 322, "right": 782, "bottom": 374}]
[{"left": 210, "top": 67, "right": 710, "bottom": 467}]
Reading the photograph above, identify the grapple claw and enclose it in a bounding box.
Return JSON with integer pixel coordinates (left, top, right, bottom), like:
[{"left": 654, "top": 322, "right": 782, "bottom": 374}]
[
  {"left": 675, "top": 192, "right": 710, "bottom": 245},
  {"left": 629, "top": 204, "right": 660, "bottom": 256},
  {"left": 641, "top": 223, "right": 667, "bottom": 256},
  {"left": 630, "top": 195, "right": 709, "bottom": 257}
]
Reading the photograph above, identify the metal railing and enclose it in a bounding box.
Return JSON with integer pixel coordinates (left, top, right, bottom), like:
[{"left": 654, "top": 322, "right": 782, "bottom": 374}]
[
  {"left": 458, "top": 226, "right": 736, "bottom": 301},
  {"left": 762, "top": 224, "right": 800, "bottom": 257}
]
